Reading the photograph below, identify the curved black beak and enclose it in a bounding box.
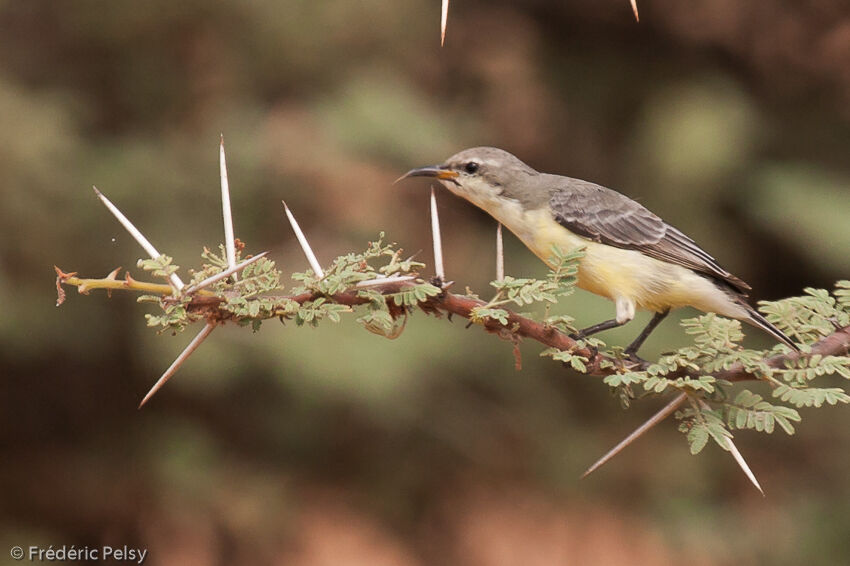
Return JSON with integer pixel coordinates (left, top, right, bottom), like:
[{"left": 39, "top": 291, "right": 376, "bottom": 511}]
[{"left": 394, "top": 165, "right": 459, "bottom": 184}]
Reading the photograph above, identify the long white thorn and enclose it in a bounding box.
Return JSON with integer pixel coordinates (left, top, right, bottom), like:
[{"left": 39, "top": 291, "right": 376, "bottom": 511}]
[
  {"left": 430, "top": 187, "right": 445, "bottom": 282},
  {"left": 355, "top": 274, "right": 417, "bottom": 288},
  {"left": 582, "top": 393, "right": 687, "bottom": 478},
  {"left": 630, "top": 0, "right": 640, "bottom": 22},
  {"left": 184, "top": 252, "right": 269, "bottom": 295},
  {"left": 138, "top": 321, "right": 215, "bottom": 408},
  {"left": 496, "top": 223, "right": 505, "bottom": 282},
  {"left": 697, "top": 400, "right": 764, "bottom": 495},
  {"left": 92, "top": 186, "right": 184, "bottom": 291},
  {"left": 220, "top": 135, "right": 237, "bottom": 277},
  {"left": 725, "top": 436, "right": 765, "bottom": 496},
  {"left": 282, "top": 201, "right": 325, "bottom": 278},
  {"left": 441, "top": 0, "right": 450, "bottom": 46}
]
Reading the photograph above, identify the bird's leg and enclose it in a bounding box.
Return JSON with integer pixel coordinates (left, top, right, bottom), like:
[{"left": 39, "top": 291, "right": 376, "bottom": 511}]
[
  {"left": 572, "top": 318, "right": 626, "bottom": 340},
  {"left": 569, "top": 319, "right": 626, "bottom": 359},
  {"left": 571, "top": 298, "right": 639, "bottom": 357},
  {"left": 624, "top": 309, "right": 669, "bottom": 360}
]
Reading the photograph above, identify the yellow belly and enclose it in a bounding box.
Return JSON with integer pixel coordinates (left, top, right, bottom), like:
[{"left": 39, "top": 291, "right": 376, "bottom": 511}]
[{"left": 492, "top": 207, "right": 747, "bottom": 318}]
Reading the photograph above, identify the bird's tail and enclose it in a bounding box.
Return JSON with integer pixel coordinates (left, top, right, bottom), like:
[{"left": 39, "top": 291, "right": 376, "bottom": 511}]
[{"left": 743, "top": 303, "right": 800, "bottom": 352}]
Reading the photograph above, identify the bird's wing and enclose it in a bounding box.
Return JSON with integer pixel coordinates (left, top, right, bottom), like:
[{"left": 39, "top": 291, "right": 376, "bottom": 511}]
[{"left": 549, "top": 179, "right": 750, "bottom": 293}]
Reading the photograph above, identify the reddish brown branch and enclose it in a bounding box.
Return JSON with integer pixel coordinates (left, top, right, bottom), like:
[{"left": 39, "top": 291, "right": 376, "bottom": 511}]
[
  {"left": 184, "top": 282, "right": 850, "bottom": 383},
  {"left": 430, "top": 292, "right": 850, "bottom": 381},
  {"left": 60, "top": 269, "right": 850, "bottom": 382},
  {"left": 714, "top": 326, "right": 850, "bottom": 381}
]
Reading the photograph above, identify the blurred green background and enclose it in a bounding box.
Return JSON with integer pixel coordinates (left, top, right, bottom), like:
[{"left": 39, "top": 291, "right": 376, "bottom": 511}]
[{"left": 2, "top": 1, "right": 850, "bottom": 564}]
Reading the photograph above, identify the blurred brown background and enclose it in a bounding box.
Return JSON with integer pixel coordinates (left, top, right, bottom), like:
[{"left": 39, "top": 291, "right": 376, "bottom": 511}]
[{"left": 1, "top": 1, "right": 850, "bottom": 564}]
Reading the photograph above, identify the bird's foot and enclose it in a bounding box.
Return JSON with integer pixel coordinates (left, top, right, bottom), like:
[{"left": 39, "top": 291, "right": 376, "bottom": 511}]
[
  {"left": 623, "top": 348, "right": 649, "bottom": 368},
  {"left": 568, "top": 334, "right": 598, "bottom": 359}
]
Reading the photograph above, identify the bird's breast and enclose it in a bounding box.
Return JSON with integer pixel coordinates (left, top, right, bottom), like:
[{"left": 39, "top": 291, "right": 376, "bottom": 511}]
[{"left": 499, "top": 208, "right": 745, "bottom": 317}]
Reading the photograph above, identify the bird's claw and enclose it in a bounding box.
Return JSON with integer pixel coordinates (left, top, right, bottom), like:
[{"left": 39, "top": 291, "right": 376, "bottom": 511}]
[
  {"left": 568, "top": 332, "right": 595, "bottom": 354},
  {"left": 624, "top": 349, "right": 649, "bottom": 369}
]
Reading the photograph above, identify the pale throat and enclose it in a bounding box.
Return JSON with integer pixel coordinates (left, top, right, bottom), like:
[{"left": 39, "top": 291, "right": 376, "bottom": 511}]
[{"left": 449, "top": 185, "right": 532, "bottom": 236}]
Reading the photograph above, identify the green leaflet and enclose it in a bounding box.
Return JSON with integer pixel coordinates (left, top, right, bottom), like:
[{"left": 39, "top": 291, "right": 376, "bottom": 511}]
[
  {"left": 677, "top": 406, "right": 733, "bottom": 455},
  {"left": 137, "top": 254, "right": 180, "bottom": 281},
  {"left": 773, "top": 385, "right": 850, "bottom": 408},
  {"left": 724, "top": 390, "right": 801, "bottom": 435}
]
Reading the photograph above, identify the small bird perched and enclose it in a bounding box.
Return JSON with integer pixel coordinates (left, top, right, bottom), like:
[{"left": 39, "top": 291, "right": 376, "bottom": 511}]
[{"left": 399, "top": 147, "right": 798, "bottom": 356}]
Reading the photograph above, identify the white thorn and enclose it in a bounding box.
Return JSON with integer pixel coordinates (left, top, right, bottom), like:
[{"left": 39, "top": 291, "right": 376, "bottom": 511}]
[
  {"left": 441, "top": 0, "right": 450, "bottom": 46},
  {"left": 430, "top": 187, "right": 445, "bottom": 282},
  {"left": 582, "top": 393, "right": 687, "bottom": 478},
  {"left": 282, "top": 201, "right": 325, "bottom": 278},
  {"left": 220, "top": 135, "right": 237, "bottom": 278},
  {"left": 139, "top": 321, "right": 215, "bottom": 408},
  {"left": 355, "top": 274, "right": 417, "bottom": 288},
  {"left": 630, "top": 0, "right": 640, "bottom": 22},
  {"left": 697, "top": 400, "right": 764, "bottom": 495},
  {"left": 92, "top": 186, "right": 184, "bottom": 291},
  {"left": 184, "top": 252, "right": 269, "bottom": 295},
  {"left": 496, "top": 223, "right": 505, "bottom": 282},
  {"left": 725, "top": 436, "right": 765, "bottom": 496}
]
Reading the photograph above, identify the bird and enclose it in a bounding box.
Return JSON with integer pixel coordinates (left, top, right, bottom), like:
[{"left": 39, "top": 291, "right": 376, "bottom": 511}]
[{"left": 398, "top": 146, "right": 798, "bottom": 356}]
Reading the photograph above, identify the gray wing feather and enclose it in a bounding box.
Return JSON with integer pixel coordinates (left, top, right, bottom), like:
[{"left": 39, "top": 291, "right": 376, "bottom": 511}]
[{"left": 549, "top": 179, "right": 750, "bottom": 294}]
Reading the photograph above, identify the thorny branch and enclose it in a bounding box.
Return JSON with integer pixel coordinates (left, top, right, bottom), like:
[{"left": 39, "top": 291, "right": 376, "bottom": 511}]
[{"left": 55, "top": 268, "right": 850, "bottom": 384}]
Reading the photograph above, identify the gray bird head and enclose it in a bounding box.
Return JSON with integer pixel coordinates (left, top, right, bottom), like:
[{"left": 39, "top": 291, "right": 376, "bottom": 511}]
[{"left": 398, "top": 147, "right": 545, "bottom": 210}]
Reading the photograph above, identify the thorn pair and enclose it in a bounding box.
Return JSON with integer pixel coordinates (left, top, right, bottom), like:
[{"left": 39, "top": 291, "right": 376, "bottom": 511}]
[
  {"left": 96, "top": 137, "right": 241, "bottom": 408},
  {"left": 582, "top": 393, "right": 764, "bottom": 495}
]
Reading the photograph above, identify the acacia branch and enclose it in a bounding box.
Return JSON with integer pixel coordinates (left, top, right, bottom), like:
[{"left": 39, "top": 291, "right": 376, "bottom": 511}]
[
  {"left": 57, "top": 269, "right": 850, "bottom": 384},
  {"left": 422, "top": 290, "right": 850, "bottom": 382},
  {"left": 715, "top": 327, "right": 850, "bottom": 380}
]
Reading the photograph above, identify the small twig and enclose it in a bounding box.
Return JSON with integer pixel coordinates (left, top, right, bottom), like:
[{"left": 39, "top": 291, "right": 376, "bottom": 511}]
[
  {"left": 92, "top": 187, "right": 185, "bottom": 291},
  {"left": 441, "top": 0, "right": 450, "bottom": 46},
  {"left": 220, "top": 135, "right": 237, "bottom": 278},
  {"left": 430, "top": 187, "right": 445, "bottom": 282},
  {"left": 582, "top": 393, "right": 687, "bottom": 478},
  {"left": 57, "top": 270, "right": 191, "bottom": 297},
  {"left": 496, "top": 223, "right": 504, "bottom": 282},
  {"left": 183, "top": 252, "right": 269, "bottom": 295},
  {"left": 138, "top": 321, "right": 216, "bottom": 408},
  {"left": 282, "top": 201, "right": 325, "bottom": 278}
]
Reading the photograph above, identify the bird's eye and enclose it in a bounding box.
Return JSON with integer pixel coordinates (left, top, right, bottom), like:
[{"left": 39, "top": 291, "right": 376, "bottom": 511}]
[{"left": 464, "top": 162, "right": 479, "bottom": 174}]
